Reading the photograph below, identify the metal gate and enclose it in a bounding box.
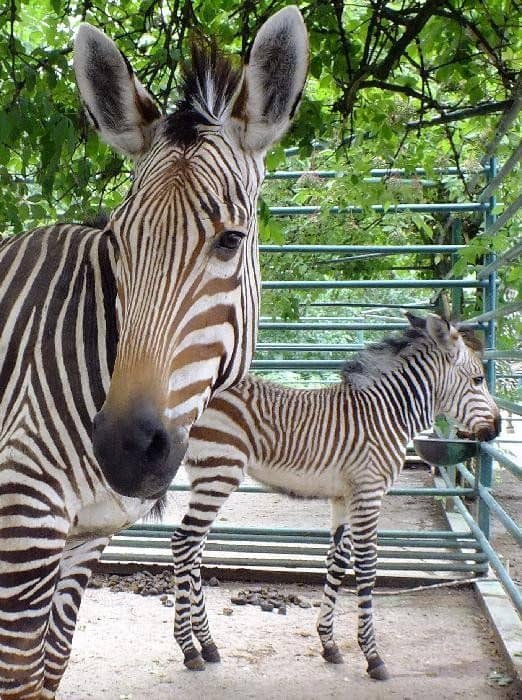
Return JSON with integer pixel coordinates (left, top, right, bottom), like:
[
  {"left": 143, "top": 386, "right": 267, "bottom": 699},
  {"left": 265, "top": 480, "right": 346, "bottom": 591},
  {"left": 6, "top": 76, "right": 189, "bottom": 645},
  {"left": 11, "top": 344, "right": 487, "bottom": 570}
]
[{"left": 102, "top": 102, "right": 522, "bottom": 617}]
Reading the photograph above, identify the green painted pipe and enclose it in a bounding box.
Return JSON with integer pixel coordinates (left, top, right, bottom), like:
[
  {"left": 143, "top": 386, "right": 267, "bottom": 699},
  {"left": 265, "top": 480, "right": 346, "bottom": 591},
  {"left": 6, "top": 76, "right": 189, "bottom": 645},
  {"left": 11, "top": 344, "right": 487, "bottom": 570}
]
[
  {"left": 262, "top": 280, "right": 487, "bottom": 289},
  {"left": 480, "top": 443, "right": 522, "bottom": 479},
  {"left": 100, "top": 549, "right": 488, "bottom": 573},
  {"left": 259, "top": 244, "right": 464, "bottom": 253},
  {"left": 269, "top": 203, "right": 488, "bottom": 216},
  {"left": 438, "top": 466, "right": 522, "bottom": 614}
]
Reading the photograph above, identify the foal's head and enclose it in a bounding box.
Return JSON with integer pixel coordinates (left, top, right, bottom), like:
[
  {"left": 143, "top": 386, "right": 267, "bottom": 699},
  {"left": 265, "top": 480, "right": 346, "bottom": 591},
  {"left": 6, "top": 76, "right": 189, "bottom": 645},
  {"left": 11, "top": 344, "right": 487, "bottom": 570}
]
[{"left": 407, "top": 313, "right": 500, "bottom": 441}]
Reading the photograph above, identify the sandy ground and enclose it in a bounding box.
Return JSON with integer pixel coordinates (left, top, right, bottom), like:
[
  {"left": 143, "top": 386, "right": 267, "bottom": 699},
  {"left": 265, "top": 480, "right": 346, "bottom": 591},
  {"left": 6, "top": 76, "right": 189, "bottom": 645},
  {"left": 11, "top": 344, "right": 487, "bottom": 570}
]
[
  {"left": 59, "top": 583, "right": 519, "bottom": 700},
  {"left": 70, "top": 426, "right": 520, "bottom": 699}
]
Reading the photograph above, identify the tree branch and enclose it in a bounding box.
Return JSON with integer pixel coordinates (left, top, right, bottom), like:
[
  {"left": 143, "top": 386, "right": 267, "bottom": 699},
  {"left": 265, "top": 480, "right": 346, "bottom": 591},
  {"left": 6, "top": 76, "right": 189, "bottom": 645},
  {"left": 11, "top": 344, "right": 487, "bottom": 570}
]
[{"left": 406, "top": 99, "right": 514, "bottom": 128}]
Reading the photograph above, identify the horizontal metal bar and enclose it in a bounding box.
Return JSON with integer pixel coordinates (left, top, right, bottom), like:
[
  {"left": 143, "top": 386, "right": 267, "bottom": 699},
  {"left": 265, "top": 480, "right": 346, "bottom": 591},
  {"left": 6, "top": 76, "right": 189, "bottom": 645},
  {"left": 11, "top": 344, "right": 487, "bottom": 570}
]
[
  {"left": 252, "top": 360, "right": 355, "bottom": 370},
  {"left": 259, "top": 321, "right": 407, "bottom": 331},
  {"left": 262, "top": 280, "right": 487, "bottom": 289},
  {"left": 167, "top": 483, "right": 474, "bottom": 497},
  {"left": 478, "top": 142, "right": 522, "bottom": 202},
  {"left": 127, "top": 523, "right": 470, "bottom": 539},
  {"left": 120, "top": 531, "right": 479, "bottom": 549},
  {"left": 466, "top": 301, "right": 522, "bottom": 323},
  {"left": 100, "top": 549, "right": 488, "bottom": 572},
  {"left": 256, "top": 343, "right": 363, "bottom": 352},
  {"left": 494, "top": 397, "right": 522, "bottom": 416},
  {"left": 259, "top": 244, "right": 464, "bottom": 254},
  {"left": 303, "top": 301, "right": 434, "bottom": 309},
  {"left": 269, "top": 203, "right": 488, "bottom": 216},
  {"left": 110, "top": 537, "right": 486, "bottom": 561},
  {"left": 477, "top": 239, "right": 522, "bottom": 279},
  {"left": 484, "top": 350, "right": 522, "bottom": 360},
  {"left": 438, "top": 466, "right": 522, "bottom": 614},
  {"left": 480, "top": 443, "right": 522, "bottom": 479}
]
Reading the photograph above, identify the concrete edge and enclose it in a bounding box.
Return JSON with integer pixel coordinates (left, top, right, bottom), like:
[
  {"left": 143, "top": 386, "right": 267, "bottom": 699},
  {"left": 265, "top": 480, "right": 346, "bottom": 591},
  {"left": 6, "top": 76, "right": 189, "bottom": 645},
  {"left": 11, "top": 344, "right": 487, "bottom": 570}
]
[
  {"left": 434, "top": 479, "right": 522, "bottom": 690},
  {"left": 475, "top": 578, "right": 522, "bottom": 686}
]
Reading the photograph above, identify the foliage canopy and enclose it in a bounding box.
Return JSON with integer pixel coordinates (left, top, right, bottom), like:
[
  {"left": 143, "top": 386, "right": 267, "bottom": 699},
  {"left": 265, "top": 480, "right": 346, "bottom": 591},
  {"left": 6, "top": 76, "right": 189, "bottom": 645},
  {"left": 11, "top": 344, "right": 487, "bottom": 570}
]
[{"left": 0, "top": 0, "right": 520, "bottom": 383}]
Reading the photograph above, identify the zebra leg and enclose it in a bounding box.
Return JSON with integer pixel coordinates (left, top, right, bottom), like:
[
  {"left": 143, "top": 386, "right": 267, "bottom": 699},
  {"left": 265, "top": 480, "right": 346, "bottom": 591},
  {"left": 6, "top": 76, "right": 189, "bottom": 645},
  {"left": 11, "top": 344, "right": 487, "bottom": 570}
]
[
  {"left": 349, "top": 488, "right": 389, "bottom": 681},
  {"left": 171, "top": 470, "right": 242, "bottom": 671},
  {"left": 0, "top": 492, "right": 67, "bottom": 699},
  {"left": 188, "top": 538, "right": 220, "bottom": 663},
  {"left": 42, "top": 537, "right": 109, "bottom": 696},
  {"left": 317, "top": 497, "right": 351, "bottom": 664}
]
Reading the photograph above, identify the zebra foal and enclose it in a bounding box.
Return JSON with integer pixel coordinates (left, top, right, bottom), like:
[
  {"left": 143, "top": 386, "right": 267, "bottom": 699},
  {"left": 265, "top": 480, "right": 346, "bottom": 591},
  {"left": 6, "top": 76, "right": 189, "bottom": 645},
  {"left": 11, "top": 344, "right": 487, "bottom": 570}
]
[
  {"left": 172, "top": 313, "right": 500, "bottom": 677},
  {"left": 0, "top": 8, "right": 308, "bottom": 698}
]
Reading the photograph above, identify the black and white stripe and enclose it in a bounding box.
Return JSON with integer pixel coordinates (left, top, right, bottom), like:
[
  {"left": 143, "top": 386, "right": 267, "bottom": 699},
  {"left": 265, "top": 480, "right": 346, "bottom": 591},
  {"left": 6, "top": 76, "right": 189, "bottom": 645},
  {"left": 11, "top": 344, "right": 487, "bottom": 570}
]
[
  {"left": 0, "top": 8, "right": 308, "bottom": 698},
  {"left": 172, "top": 313, "right": 500, "bottom": 677}
]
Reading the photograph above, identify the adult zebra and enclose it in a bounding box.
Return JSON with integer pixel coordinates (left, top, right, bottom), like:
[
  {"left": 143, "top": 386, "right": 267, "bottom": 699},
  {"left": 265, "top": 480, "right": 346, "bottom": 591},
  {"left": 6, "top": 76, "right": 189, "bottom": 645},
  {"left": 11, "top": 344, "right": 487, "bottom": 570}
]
[
  {"left": 0, "top": 8, "right": 308, "bottom": 698},
  {"left": 172, "top": 313, "right": 500, "bottom": 676}
]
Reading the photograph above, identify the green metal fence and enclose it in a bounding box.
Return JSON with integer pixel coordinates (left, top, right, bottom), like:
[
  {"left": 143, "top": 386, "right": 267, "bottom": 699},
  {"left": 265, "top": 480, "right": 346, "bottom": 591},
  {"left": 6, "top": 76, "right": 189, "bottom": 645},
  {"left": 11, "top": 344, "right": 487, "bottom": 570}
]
[{"left": 103, "top": 109, "right": 521, "bottom": 612}]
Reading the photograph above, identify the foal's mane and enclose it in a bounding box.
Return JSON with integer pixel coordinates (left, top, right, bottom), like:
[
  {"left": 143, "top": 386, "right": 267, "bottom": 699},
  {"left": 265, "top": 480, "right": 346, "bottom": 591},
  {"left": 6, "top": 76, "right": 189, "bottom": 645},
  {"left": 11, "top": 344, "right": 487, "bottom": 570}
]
[
  {"left": 341, "top": 324, "right": 483, "bottom": 389},
  {"left": 165, "top": 39, "right": 242, "bottom": 146}
]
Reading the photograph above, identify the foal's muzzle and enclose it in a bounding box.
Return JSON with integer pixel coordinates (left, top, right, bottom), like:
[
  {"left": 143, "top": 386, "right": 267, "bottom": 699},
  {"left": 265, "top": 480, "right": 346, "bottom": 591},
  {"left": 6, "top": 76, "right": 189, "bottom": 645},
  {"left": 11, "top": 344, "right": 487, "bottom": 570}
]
[
  {"left": 475, "top": 414, "right": 501, "bottom": 443},
  {"left": 92, "top": 403, "right": 188, "bottom": 499},
  {"left": 458, "top": 414, "right": 501, "bottom": 443}
]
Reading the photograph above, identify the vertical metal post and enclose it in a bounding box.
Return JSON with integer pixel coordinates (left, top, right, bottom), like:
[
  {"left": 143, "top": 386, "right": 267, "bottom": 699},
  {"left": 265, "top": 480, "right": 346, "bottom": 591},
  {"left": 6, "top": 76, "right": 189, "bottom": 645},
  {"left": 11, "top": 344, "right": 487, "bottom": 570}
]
[
  {"left": 478, "top": 156, "right": 497, "bottom": 539},
  {"left": 450, "top": 219, "right": 463, "bottom": 319}
]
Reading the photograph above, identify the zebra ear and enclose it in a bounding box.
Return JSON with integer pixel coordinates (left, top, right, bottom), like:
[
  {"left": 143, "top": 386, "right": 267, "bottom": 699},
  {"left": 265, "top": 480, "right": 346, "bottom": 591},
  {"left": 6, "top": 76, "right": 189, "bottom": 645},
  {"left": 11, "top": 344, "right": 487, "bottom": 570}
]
[
  {"left": 426, "top": 314, "right": 460, "bottom": 354},
  {"left": 229, "top": 5, "right": 308, "bottom": 152},
  {"left": 74, "top": 24, "right": 161, "bottom": 158},
  {"left": 404, "top": 312, "right": 426, "bottom": 329}
]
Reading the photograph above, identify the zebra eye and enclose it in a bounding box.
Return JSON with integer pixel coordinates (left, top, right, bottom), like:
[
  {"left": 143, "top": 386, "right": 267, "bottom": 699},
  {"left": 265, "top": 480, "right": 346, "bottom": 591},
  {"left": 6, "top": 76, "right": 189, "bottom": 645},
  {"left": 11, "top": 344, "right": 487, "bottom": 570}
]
[
  {"left": 216, "top": 230, "right": 246, "bottom": 252},
  {"left": 473, "top": 375, "right": 485, "bottom": 386}
]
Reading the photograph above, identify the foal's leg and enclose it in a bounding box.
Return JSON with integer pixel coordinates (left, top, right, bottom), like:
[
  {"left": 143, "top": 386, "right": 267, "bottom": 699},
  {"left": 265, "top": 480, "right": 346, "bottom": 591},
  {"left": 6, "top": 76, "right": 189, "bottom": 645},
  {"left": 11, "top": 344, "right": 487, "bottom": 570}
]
[
  {"left": 172, "top": 463, "right": 242, "bottom": 670},
  {"left": 348, "top": 486, "right": 389, "bottom": 680},
  {"left": 317, "top": 497, "right": 351, "bottom": 664},
  {"left": 43, "top": 536, "right": 109, "bottom": 696}
]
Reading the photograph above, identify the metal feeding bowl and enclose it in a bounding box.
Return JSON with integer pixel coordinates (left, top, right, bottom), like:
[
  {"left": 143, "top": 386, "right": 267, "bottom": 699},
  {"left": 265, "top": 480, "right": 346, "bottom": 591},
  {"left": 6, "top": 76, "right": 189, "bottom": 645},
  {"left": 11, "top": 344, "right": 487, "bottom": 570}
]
[{"left": 413, "top": 436, "right": 479, "bottom": 466}]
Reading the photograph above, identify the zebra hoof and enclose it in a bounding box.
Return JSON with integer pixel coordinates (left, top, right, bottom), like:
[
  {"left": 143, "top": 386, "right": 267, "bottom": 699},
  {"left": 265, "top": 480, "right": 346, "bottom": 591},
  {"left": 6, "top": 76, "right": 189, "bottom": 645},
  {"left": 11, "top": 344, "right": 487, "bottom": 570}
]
[
  {"left": 322, "top": 641, "right": 344, "bottom": 664},
  {"left": 367, "top": 660, "right": 389, "bottom": 681},
  {"left": 184, "top": 648, "right": 205, "bottom": 671},
  {"left": 201, "top": 642, "right": 221, "bottom": 663}
]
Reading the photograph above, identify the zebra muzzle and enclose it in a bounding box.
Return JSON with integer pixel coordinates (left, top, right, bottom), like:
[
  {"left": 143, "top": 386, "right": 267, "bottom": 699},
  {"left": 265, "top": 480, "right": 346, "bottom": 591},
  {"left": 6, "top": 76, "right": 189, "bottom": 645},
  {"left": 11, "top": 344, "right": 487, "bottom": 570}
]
[
  {"left": 475, "top": 415, "right": 501, "bottom": 442},
  {"left": 92, "top": 403, "right": 188, "bottom": 499}
]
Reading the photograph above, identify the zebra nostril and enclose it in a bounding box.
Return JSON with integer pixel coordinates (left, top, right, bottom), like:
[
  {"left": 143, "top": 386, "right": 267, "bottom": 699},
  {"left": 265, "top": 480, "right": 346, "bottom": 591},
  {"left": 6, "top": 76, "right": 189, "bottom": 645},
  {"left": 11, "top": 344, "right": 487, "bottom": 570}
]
[{"left": 145, "top": 428, "right": 170, "bottom": 463}]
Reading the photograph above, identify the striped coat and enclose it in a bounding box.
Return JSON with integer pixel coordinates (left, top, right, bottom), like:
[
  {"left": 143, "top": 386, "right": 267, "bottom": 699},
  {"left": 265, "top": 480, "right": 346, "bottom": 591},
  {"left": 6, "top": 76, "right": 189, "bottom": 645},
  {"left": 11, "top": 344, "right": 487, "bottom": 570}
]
[
  {"left": 0, "top": 8, "right": 308, "bottom": 698},
  {"left": 172, "top": 314, "right": 500, "bottom": 678}
]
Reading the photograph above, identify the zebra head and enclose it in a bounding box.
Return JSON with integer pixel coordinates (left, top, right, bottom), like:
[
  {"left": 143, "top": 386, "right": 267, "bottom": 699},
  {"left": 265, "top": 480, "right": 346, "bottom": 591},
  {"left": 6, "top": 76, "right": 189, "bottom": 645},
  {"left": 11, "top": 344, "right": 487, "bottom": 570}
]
[
  {"left": 407, "top": 313, "right": 501, "bottom": 442},
  {"left": 73, "top": 8, "right": 308, "bottom": 499}
]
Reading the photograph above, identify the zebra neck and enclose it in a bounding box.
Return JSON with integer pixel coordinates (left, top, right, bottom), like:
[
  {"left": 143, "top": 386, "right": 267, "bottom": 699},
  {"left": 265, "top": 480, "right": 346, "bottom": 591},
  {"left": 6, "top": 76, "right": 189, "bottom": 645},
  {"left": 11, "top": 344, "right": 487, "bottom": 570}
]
[{"left": 386, "top": 361, "right": 435, "bottom": 441}]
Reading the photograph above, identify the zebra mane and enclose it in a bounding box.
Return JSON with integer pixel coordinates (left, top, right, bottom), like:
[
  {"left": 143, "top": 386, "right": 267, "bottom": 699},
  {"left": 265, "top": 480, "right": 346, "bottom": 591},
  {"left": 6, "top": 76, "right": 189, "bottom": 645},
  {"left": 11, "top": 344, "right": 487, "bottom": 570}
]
[
  {"left": 341, "top": 324, "right": 483, "bottom": 389},
  {"left": 165, "top": 39, "right": 242, "bottom": 146},
  {"left": 457, "top": 324, "right": 484, "bottom": 353},
  {"left": 341, "top": 328, "right": 424, "bottom": 389}
]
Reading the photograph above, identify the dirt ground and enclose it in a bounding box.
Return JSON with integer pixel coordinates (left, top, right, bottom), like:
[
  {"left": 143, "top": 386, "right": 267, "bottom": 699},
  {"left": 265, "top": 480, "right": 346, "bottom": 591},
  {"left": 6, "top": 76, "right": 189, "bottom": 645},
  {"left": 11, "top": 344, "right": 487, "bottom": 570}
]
[
  {"left": 69, "top": 430, "right": 520, "bottom": 699},
  {"left": 59, "top": 582, "right": 519, "bottom": 700}
]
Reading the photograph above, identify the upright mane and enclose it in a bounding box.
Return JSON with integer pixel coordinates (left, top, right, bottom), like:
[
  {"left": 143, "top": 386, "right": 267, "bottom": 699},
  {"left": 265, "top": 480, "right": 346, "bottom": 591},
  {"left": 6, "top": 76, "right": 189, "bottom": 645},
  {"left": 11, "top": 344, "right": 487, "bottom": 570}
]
[
  {"left": 165, "top": 40, "right": 242, "bottom": 146},
  {"left": 341, "top": 322, "right": 483, "bottom": 389},
  {"left": 341, "top": 327, "right": 425, "bottom": 389}
]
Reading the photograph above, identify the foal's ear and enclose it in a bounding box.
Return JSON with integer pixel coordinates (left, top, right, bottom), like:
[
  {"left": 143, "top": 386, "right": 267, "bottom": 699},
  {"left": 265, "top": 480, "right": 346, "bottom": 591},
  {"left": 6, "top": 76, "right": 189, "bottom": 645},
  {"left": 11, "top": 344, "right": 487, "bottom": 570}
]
[
  {"left": 404, "top": 311, "right": 427, "bottom": 329},
  {"left": 74, "top": 24, "right": 161, "bottom": 158},
  {"left": 426, "top": 314, "right": 460, "bottom": 354},
  {"left": 230, "top": 5, "right": 308, "bottom": 152}
]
